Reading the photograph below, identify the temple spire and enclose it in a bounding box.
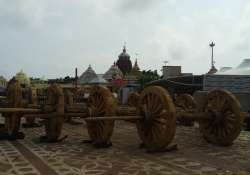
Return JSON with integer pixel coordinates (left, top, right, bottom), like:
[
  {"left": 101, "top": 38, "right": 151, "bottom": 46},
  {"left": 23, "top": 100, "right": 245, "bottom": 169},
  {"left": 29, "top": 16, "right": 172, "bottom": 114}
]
[{"left": 123, "top": 42, "right": 127, "bottom": 53}]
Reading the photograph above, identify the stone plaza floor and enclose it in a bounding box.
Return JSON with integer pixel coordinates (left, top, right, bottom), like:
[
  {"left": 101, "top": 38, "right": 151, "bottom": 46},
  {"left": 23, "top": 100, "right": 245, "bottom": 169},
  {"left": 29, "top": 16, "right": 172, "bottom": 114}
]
[{"left": 0, "top": 120, "right": 249, "bottom": 175}]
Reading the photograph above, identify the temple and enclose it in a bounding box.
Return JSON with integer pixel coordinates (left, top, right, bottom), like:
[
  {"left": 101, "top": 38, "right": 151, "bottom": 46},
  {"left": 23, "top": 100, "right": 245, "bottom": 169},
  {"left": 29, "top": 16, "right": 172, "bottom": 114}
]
[{"left": 116, "top": 46, "right": 132, "bottom": 75}]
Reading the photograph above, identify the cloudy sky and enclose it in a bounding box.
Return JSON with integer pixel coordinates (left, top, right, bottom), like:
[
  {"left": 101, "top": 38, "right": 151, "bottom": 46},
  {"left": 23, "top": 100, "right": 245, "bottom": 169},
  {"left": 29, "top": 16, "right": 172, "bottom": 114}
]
[{"left": 1, "top": 0, "right": 250, "bottom": 79}]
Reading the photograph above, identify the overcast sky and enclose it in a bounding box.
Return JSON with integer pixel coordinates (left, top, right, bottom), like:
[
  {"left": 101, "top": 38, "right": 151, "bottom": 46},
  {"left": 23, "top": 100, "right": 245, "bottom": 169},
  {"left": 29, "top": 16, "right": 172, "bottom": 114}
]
[{"left": 1, "top": 0, "right": 250, "bottom": 79}]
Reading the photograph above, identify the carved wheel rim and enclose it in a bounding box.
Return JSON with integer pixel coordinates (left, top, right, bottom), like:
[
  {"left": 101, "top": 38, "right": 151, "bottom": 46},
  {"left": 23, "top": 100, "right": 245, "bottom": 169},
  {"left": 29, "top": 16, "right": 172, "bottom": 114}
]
[
  {"left": 5, "top": 81, "right": 22, "bottom": 135},
  {"left": 45, "top": 84, "right": 64, "bottom": 139},
  {"left": 87, "top": 85, "right": 116, "bottom": 143},
  {"left": 6, "top": 114, "right": 20, "bottom": 135},
  {"left": 199, "top": 89, "right": 243, "bottom": 146},
  {"left": 137, "top": 86, "right": 176, "bottom": 149}
]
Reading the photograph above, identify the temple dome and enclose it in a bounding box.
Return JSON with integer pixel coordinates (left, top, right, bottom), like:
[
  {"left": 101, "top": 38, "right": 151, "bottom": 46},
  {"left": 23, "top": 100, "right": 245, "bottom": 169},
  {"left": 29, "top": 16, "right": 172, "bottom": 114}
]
[
  {"left": 103, "top": 64, "right": 123, "bottom": 81},
  {"left": 79, "top": 65, "right": 98, "bottom": 84},
  {"left": 15, "top": 70, "right": 30, "bottom": 87},
  {"left": 116, "top": 46, "right": 132, "bottom": 75}
]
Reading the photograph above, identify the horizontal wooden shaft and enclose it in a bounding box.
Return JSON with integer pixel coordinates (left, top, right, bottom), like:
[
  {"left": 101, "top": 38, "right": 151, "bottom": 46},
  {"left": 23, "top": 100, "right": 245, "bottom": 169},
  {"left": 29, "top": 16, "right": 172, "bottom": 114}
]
[
  {"left": 0, "top": 108, "right": 41, "bottom": 113},
  {"left": 84, "top": 116, "right": 142, "bottom": 121},
  {"left": 23, "top": 112, "right": 89, "bottom": 119}
]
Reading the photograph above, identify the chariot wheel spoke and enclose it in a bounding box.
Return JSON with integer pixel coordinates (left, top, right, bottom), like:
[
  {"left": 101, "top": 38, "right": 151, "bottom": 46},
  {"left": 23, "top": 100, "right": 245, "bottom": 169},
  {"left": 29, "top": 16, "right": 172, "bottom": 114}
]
[
  {"left": 86, "top": 86, "right": 116, "bottom": 146},
  {"left": 137, "top": 86, "right": 176, "bottom": 151},
  {"left": 199, "top": 89, "right": 243, "bottom": 146}
]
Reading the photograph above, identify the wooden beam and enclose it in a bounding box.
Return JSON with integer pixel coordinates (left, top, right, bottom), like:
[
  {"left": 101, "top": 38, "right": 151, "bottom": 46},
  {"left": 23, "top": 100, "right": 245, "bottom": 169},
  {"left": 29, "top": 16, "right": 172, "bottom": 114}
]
[
  {"left": 23, "top": 112, "right": 88, "bottom": 119},
  {"left": 84, "top": 116, "right": 142, "bottom": 121},
  {"left": 0, "top": 108, "right": 41, "bottom": 113}
]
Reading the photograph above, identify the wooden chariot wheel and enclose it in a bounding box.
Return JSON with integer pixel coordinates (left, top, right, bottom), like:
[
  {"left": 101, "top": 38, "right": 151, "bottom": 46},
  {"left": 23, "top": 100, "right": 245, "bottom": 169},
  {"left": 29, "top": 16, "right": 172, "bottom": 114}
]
[
  {"left": 86, "top": 85, "right": 116, "bottom": 147},
  {"left": 199, "top": 89, "right": 243, "bottom": 146},
  {"left": 42, "top": 84, "right": 65, "bottom": 142},
  {"left": 5, "top": 80, "right": 23, "bottom": 137},
  {"left": 127, "top": 92, "right": 140, "bottom": 107},
  {"left": 175, "top": 94, "right": 196, "bottom": 126},
  {"left": 136, "top": 86, "right": 176, "bottom": 151}
]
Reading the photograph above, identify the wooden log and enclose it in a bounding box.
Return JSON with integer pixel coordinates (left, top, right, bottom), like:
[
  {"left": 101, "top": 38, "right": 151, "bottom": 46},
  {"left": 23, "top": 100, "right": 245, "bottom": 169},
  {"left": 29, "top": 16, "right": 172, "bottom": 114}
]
[
  {"left": 84, "top": 116, "right": 142, "bottom": 121},
  {"left": 23, "top": 112, "right": 89, "bottom": 118},
  {"left": 0, "top": 108, "right": 41, "bottom": 113}
]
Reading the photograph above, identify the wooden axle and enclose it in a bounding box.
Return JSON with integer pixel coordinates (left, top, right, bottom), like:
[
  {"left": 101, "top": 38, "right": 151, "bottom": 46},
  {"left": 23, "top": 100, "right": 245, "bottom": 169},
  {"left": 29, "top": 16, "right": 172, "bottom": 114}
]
[
  {"left": 85, "top": 116, "right": 142, "bottom": 121},
  {"left": 0, "top": 108, "right": 41, "bottom": 113},
  {"left": 82, "top": 111, "right": 214, "bottom": 123},
  {"left": 23, "top": 112, "right": 89, "bottom": 119}
]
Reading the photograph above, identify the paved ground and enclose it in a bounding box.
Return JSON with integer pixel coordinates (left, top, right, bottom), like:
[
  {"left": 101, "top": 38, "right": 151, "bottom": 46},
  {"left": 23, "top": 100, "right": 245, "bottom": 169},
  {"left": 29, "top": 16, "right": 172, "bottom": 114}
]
[{"left": 0, "top": 119, "right": 249, "bottom": 175}]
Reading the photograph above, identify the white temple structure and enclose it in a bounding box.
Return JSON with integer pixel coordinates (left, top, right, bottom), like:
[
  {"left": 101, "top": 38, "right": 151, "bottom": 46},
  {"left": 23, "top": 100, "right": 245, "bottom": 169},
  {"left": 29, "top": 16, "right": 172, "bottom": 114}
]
[{"left": 79, "top": 65, "right": 98, "bottom": 84}]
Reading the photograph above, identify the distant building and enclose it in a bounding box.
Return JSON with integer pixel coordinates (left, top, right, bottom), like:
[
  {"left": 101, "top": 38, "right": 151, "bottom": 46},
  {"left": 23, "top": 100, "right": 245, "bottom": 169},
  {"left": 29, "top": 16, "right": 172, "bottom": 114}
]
[
  {"left": 89, "top": 76, "right": 108, "bottom": 85},
  {"left": 162, "top": 66, "right": 182, "bottom": 79},
  {"left": 130, "top": 59, "right": 140, "bottom": 78},
  {"left": 15, "top": 70, "right": 30, "bottom": 87},
  {"left": 218, "top": 67, "right": 233, "bottom": 73},
  {"left": 162, "top": 66, "right": 192, "bottom": 79},
  {"left": 30, "top": 77, "right": 48, "bottom": 89},
  {"left": 216, "top": 59, "right": 250, "bottom": 75},
  {"left": 116, "top": 46, "right": 132, "bottom": 75},
  {"left": 79, "top": 65, "right": 98, "bottom": 85},
  {"left": 120, "top": 59, "right": 141, "bottom": 104},
  {"left": 103, "top": 63, "right": 123, "bottom": 81}
]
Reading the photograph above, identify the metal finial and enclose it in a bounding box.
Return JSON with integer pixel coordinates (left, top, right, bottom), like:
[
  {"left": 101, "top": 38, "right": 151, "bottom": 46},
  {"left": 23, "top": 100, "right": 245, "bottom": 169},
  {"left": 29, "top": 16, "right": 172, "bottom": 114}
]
[
  {"left": 123, "top": 42, "right": 127, "bottom": 52},
  {"left": 209, "top": 42, "right": 215, "bottom": 48}
]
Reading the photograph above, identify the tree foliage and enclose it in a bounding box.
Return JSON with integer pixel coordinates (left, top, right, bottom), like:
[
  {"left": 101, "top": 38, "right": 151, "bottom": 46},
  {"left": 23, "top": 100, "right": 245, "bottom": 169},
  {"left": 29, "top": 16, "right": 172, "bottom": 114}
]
[{"left": 139, "top": 70, "right": 160, "bottom": 88}]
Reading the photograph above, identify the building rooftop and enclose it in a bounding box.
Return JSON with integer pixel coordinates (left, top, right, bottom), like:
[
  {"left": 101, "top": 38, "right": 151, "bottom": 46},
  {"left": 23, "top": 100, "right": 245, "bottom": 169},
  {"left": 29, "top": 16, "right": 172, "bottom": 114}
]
[
  {"left": 103, "top": 64, "right": 123, "bottom": 81},
  {"left": 217, "top": 59, "right": 250, "bottom": 75},
  {"left": 79, "top": 65, "right": 98, "bottom": 84}
]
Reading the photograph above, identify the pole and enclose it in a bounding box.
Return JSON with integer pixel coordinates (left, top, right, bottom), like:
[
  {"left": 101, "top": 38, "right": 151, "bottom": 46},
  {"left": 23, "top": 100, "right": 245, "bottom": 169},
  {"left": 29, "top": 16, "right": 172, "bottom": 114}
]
[
  {"left": 75, "top": 67, "right": 78, "bottom": 90},
  {"left": 209, "top": 42, "right": 215, "bottom": 69}
]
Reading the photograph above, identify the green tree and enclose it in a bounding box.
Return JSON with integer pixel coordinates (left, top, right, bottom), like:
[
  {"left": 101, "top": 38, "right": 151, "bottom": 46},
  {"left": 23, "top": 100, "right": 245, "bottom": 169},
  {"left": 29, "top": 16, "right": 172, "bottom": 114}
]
[{"left": 139, "top": 70, "right": 160, "bottom": 88}]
